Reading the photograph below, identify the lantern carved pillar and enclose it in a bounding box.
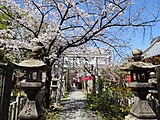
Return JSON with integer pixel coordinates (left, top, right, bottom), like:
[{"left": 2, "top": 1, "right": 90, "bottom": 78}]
[
  {"left": 14, "top": 46, "right": 46, "bottom": 120},
  {"left": 121, "top": 49, "right": 157, "bottom": 120}
]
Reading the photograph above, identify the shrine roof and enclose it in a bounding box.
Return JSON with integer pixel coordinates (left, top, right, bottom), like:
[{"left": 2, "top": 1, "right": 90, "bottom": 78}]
[{"left": 143, "top": 36, "right": 160, "bottom": 59}]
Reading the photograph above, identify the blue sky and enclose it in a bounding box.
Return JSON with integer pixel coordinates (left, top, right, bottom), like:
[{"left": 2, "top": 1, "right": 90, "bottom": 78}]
[
  {"left": 130, "top": 0, "right": 160, "bottom": 52},
  {"left": 130, "top": 21, "right": 160, "bottom": 52}
]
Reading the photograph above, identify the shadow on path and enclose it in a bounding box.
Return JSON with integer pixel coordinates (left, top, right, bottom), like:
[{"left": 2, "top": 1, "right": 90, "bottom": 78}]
[{"left": 60, "top": 86, "right": 102, "bottom": 120}]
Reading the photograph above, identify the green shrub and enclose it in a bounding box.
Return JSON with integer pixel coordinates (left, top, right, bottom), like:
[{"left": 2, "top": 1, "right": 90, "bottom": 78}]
[{"left": 87, "top": 78, "right": 133, "bottom": 120}]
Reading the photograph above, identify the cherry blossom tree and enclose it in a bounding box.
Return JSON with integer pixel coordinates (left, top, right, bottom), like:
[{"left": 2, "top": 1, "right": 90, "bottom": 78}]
[{"left": 0, "top": 0, "right": 160, "bottom": 108}]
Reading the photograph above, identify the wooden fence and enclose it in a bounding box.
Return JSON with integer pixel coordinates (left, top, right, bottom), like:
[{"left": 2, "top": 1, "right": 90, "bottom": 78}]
[{"left": 8, "top": 96, "right": 26, "bottom": 120}]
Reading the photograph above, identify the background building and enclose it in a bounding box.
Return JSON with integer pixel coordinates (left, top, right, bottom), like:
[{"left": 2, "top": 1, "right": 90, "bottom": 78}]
[{"left": 143, "top": 36, "right": 160, "bottom": 64}]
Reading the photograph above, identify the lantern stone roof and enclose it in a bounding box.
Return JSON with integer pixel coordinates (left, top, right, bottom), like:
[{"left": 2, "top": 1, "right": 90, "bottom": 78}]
[
  {"left": 121, "top": 49, "right": 156, "bottom": 71},
  {"left": 120, "top": 61, "right": 156, "bottom": 71},
  {"left": 0, "top": 62, "right": 7, "bottom": 67},
  {"left": 14, "top": 58, "right": 46, "bottom": 68},
  {"left": 143, "top": 36, "right": 160, "bottom": 59}
]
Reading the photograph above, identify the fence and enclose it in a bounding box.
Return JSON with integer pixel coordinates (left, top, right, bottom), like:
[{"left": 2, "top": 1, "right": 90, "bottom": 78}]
[{"left": 8, "top": 96, "right": 27, "bottom": 120}]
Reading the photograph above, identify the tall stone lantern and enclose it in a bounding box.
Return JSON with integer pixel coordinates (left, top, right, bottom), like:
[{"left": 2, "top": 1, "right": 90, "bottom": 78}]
[
  {"left": 14, "top": 46, "right": 47, "bottom": 120},
  {"left": 121, "top": 49, "right": 157, "bottom": 120}
]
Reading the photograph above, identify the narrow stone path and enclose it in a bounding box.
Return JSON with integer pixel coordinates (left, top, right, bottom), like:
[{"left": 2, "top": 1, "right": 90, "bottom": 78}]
[{"left": 60, "top": 86, "right": 102, "bottom": 120}]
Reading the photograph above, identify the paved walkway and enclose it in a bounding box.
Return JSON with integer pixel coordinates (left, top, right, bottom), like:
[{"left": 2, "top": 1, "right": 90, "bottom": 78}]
[{"left": 60, "top": 86, "right": 102, "bottom": 120}]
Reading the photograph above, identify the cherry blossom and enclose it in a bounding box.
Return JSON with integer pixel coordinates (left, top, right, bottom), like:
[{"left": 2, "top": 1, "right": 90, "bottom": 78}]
[{"left": 0, "top": 0, "right": 159, "bottom": 62}]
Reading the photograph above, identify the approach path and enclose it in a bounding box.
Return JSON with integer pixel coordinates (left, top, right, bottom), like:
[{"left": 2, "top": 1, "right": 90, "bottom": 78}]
[{"left": 60, "top": 86, "right": 102, "bottom": 120}]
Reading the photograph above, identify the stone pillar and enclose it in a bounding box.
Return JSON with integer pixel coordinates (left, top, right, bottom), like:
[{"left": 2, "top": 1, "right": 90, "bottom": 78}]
[{"left": 156, "top": 66, "right": 160, "bottom": 120}]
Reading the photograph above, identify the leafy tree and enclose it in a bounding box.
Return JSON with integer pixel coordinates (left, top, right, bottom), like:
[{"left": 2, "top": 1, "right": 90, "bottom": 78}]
[
  {"left": 0, "top": 5, "right": 12, "bottom": 30},
  {"left": 0, "top": 12, "right": 11, "bottom": 30}
]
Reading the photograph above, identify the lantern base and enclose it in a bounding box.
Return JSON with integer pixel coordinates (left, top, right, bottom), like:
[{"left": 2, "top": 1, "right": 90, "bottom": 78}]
[
  {"left": 130, "top": 97, "right": 156, "bottom": 118},
  {"left": 125, "top": 114, "right": 157, "bottom": 120},
  {"left": 18, "top": 99, "right": 38, "bottom": 120}
]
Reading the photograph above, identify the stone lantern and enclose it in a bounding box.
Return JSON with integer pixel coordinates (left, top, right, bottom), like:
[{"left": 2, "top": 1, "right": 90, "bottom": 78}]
[
  {"left": 51, "top": 77, "right": 58, "bottom": 101},
  {"left": 14, "top": 46, "right": 47, "bottom": 120},
  {"left": 121, "top": 49, "right": 157, "bottom": 120}
]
